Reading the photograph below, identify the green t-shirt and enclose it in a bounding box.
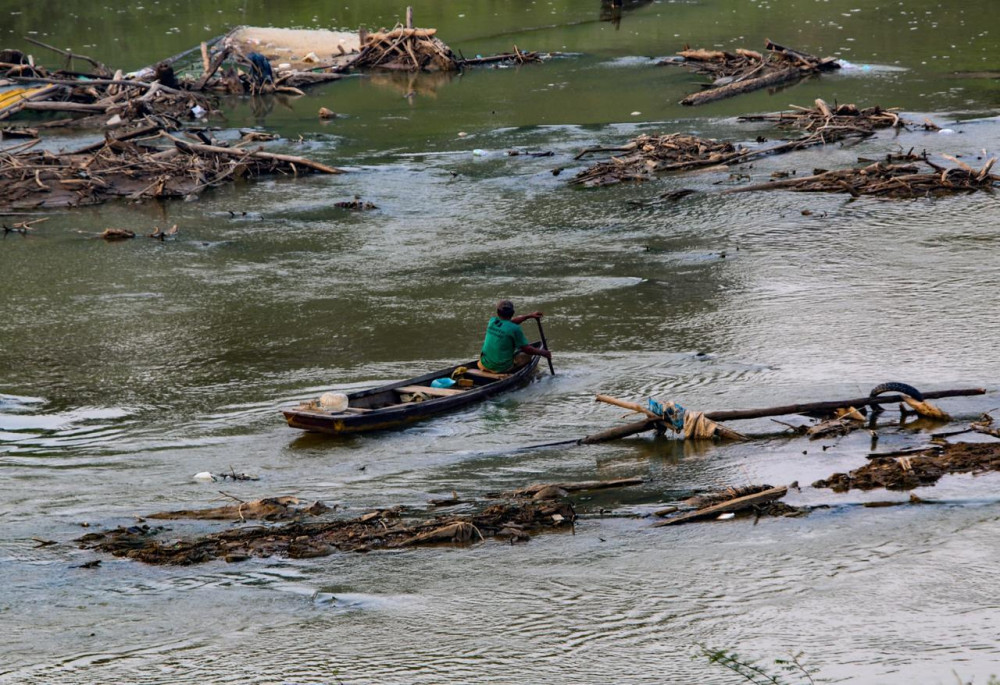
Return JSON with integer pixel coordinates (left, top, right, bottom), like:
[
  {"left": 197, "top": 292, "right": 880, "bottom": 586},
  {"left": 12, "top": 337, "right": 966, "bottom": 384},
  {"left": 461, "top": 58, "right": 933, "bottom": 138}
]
[{"left": 480, "top": 316, "right": 530, "bottom": 372}]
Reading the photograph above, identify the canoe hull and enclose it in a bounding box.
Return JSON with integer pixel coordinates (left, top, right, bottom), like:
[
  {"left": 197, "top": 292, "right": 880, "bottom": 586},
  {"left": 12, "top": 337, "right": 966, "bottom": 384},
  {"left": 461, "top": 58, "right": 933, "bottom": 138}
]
[{"left": 282, "top": 354, "right": 540, "bottom": 436}]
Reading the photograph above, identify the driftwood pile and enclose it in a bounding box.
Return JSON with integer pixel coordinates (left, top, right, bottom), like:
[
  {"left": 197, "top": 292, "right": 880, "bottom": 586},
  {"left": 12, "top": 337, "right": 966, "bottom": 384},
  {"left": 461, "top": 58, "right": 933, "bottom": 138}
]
[
  {"left": 571, "top": 133, "right": 743, "bottom": 187},
  {"left": 353, "top": 26, "right": 459, "bottom": 72},
  {"left": 814, "top": 441, "right": 1000, "bottom": 492},
  {"left": 663, "top": 40, "right": 840, "bottom": 106},
  {"left": 1, "top": 10, "right": 544, "bottom": 132},
  {"left": 739, "top": 99, "right": 903, "bottom": 140},
  {"left": 0, "top": 75, "right": 211, "bottom": 131},
  {"left": 0, "top": 125, "right": 340, "bottom": 210},
  {"left": 571, "top": 100, "right": 902, "bottom": 188},
  {"left": 73, "top": 478, "right": 649, "bottom": 564},
  {"left": 725, "top": 153, "right": 998, "bottom": 199}
]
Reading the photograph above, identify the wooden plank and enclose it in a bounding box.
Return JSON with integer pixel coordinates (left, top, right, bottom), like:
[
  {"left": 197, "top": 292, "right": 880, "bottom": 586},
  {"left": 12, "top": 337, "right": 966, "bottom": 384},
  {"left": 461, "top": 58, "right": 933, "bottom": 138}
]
[
  {"left": 464, "top": 368, "right": 508, "bottom": 380},
  {"left": 653, "top": 486, "right": 788, "bottom": 526},
  {"left": 397, "top": 385, "right": 467, "bottom": 397}
]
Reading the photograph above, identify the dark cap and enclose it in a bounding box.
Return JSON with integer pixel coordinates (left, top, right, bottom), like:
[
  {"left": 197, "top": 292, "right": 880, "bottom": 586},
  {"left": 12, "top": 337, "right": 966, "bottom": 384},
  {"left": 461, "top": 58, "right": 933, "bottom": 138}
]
[{"left": 496, "top": 300, "right": 515, "bottom": 318}]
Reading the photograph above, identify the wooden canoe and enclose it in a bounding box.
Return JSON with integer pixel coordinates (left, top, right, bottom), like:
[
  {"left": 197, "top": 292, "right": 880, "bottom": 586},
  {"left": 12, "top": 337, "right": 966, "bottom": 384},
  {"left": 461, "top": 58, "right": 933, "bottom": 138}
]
[{"left": 282, "top": 351, "right": 541, "bottom": 435}]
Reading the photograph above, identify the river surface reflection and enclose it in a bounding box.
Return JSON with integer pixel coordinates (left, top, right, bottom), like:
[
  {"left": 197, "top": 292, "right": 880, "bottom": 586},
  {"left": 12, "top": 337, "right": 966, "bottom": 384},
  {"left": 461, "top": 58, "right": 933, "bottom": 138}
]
[{"left": 2, "top": 1, "right": 1000, "bottom": 683}]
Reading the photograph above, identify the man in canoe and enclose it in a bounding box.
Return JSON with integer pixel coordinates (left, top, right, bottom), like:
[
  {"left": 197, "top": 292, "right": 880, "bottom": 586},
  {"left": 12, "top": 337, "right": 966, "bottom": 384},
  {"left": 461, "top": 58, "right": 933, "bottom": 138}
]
[{"left": 479, "top": 300, "right": 552, "bottom": 373}]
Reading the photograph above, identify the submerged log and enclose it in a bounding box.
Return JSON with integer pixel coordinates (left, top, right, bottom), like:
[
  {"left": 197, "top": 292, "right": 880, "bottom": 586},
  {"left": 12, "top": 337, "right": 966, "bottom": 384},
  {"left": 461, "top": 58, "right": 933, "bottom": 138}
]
[
  {"left": 653, "top": 485, "right": 788, "bottom": 526},
  {"left": 504, "top": 477, "right": 645, "bottom": 498}
]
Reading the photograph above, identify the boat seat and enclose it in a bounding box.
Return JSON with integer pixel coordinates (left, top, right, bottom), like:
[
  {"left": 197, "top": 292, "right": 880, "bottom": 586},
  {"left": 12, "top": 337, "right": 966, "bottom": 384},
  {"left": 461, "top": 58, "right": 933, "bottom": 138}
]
[
  {"left": 396, "top": 385, "right": 468, "bottom": 398},
  {"left": 463, "top": 368, "right": 509, "bottom": 381}
]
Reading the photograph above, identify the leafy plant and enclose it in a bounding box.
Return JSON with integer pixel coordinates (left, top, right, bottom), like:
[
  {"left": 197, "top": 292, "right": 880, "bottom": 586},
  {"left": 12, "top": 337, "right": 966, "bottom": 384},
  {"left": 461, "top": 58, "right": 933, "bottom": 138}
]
[{"left": 699, "top": 646, "right": 817, "bottom": 685}]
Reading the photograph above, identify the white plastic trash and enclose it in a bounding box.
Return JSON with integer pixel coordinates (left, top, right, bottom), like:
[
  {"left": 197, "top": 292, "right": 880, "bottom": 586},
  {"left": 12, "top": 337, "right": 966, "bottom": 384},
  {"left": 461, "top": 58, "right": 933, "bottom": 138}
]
[
  {"left": 319, "top": 392, "right": 349, "bottom": 411},
  {"left": 191, "top": 104, "right": 206, "bottom": 118},
  {"left": 193, "top": 471, "right": 215, "bottom": 482}
]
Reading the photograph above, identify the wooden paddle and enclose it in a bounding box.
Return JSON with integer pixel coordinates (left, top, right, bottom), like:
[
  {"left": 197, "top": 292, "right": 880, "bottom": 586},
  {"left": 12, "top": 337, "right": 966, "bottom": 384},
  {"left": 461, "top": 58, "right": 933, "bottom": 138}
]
[{"left": 536, "top": 317, "right": 555, "bottom": 376}]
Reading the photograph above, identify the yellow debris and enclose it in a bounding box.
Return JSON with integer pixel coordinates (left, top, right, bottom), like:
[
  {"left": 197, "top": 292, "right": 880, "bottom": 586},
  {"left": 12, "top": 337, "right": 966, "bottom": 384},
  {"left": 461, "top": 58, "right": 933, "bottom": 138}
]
[{"left": 0, "top": 87, "right": 47, "bottom": 111}]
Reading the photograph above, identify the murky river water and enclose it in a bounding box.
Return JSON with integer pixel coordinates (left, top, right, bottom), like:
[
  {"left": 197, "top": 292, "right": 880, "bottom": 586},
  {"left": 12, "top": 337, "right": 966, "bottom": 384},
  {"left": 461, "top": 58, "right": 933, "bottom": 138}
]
[{"left": 3, "top": 1, "right": 1000, "bottom": 683}]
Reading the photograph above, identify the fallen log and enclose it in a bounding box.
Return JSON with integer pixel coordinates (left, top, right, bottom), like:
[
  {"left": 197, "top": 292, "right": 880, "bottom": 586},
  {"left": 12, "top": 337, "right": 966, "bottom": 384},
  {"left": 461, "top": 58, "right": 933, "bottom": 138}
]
[
  {"left": 653, "top": 485, "right": 788, "bottom": 526},
  {"left": 578, "top": 387, "right": 984, "bottom": 445},
  {"left": 704, "top": 388, "right": 985, "bottom": 423},
  {"left": 666, "top": 39, "right": 840, "bottom": 106},
  {"left": 7, "top": 75, "right": 190, "bottom": 97},
  {"left": 164, "top": 133, "right": 343, "bottom": 175},
  {"left": 579, "top": 417, "right": 660, "bottom": 444},
  {"left": 681, "top": 66, "right": 800, "bottom": 106},
  {"left": 21, "top": 101, "right": 108, "bottom": 113}
]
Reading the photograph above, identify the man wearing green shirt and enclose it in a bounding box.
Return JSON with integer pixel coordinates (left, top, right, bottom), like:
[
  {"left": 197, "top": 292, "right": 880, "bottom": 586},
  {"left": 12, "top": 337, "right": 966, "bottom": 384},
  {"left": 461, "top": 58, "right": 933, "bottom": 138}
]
[{"left": 478, "top": 300, "right": 552, "bottom": 373}]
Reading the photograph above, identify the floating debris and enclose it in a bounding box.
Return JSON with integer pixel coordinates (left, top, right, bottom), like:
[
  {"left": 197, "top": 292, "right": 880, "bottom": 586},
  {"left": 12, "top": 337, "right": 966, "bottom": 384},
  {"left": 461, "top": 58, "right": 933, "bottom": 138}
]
[
  {"left": 738, "top": 99, "right": 904, "bottom": 137},
  {"left": 0, "top": 124, "right": 341, "bottom": 210},
  {"left": 813, "top": 441, "right": 1000, "bottom": 492},
  {"left": 571, "top": 101, "right": 898, "bottom": 188},
  {"left": 98, "top": 228, "right": 135, "bottom": 241},
  {"left": 78, "top": 496, "right": 576, "bottom": 564},
  {"left": 662, "top": 40, "right": 840, "bottom": 106},
  {"left": 354, "top": 26, "right": 459, "bottom": 72},
  {"left": 571, "top": 133, "right": 743, "bottom": 187},
  {"left": 2, "top": 216, "right": 47, "bottom": 235},
  {"left": 75, "top": 477, "right": 649, "bottom": 565},
  {"left": 723, "top": 154, "right": 998, "bottom": 199},
  {"left": 334, "top": 195, "right": 378, "bottom": 210}
]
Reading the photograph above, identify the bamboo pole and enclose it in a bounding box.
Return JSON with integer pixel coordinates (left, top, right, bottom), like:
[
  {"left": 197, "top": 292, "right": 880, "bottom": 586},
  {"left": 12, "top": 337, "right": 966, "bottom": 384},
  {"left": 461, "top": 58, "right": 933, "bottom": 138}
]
[{"left": 595, "top": 394, "right": 659, "bottom": 419}]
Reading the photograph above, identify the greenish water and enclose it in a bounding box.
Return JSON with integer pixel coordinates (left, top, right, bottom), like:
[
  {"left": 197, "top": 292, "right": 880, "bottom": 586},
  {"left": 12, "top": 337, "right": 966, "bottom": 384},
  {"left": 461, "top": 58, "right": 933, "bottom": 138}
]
[{"left": 3, "top": 1, "right": 1000, "bottom": 683}]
